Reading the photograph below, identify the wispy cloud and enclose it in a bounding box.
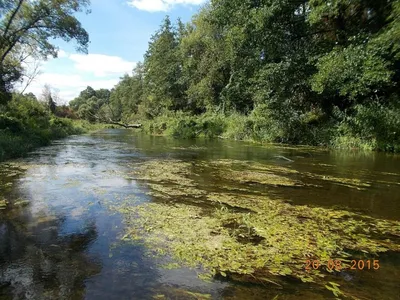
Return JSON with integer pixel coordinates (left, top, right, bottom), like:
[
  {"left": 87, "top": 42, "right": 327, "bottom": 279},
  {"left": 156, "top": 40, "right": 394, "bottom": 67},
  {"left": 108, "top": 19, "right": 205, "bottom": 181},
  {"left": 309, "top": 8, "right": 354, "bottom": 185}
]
[{"left": 127, "top": 0, "right": 206, "bottom": 12}]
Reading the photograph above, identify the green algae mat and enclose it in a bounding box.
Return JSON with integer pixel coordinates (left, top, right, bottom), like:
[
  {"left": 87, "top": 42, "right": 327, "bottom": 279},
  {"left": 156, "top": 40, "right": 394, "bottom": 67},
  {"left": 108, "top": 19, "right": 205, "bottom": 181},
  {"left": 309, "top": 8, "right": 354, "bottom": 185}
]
[{"left": 107, "top": 158, "right": 400, "bottom": 299}]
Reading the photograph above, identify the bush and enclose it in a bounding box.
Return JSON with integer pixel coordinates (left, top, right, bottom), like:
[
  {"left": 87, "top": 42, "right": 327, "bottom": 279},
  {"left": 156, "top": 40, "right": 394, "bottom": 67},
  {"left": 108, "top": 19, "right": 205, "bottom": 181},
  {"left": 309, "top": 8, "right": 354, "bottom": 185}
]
[
  {"left": 333, "top": 102, "right": 400, "bottom": 152},
  {"left": 198, "top": 113, "right": 226, "bottom": 138},
  {"left": 0, "top": 94, "right": 89, "bottom": 161},
  {"left": 139, "top": 101, "right": 399, "bottom": 152},
  {"left": 223, "top": 113, "right": 254, "bottom": 141},
  {"left": 0, "top": 114, "right": 24, "bottom": 133},
  {"left": 143, "top": 112, "right": 226, "bottom": 139},
  {"left": 172, "top": 118, "right": 199, "bottom": 139}
]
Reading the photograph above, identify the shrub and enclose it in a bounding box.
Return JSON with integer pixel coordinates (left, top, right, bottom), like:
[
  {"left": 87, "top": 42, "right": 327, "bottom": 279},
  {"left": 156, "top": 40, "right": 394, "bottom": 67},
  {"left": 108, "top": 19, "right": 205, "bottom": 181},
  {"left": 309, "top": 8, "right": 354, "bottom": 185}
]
[
  {"left": 333, "top": 102, "right": 400, "bottom": 152},
  {"left": 0, "top": 94, "right": 88, "bottom": 161}
]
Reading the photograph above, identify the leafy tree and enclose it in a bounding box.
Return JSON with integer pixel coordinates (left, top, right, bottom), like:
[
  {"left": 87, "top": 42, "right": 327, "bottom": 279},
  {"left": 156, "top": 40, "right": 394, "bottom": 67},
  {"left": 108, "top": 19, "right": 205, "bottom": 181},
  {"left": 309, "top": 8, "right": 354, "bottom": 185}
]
[
  {"left": 142, "top": 16, "right": 185, "bottom": 116},
  {"left": 70, "top": 0, "right": 400, "bottom": 150},
  {"left": 109, "top": 63, "right": 144, "bottom": 121},
  {"left": 308, "top": 0, "right": 400, "bottom": 107},
  {"left": 180, "top": 6, "right": 231, "bottom": 114},
  {"left": 41, "top": 84, "right": 56, "bottom": 114},
  {"left": 0, "top": 0, "right": 90, "bottom": 103},
  {"left": 69, "top": 86, "right": 111, "bottom": 122}
]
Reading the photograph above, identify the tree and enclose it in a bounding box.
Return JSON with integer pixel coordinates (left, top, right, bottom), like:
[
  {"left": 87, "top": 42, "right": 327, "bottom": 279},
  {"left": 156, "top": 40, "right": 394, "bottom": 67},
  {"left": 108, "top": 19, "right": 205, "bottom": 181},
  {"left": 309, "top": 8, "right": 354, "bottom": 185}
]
[
  {"left": 41, "top": 84, "right": 56, "bottom": 114},
  {"left": 70, "top": 86, "right": 111, "bottom": 122},
  {"left": 308, "top": 0, "right": 400, "bottom": 107},
  {"left": 19, "top": 55, "right": 42, "bottom": 94},
  {"left": 0, "top": 0, "right": 91, "bottom": 103},
  {"left": 142, "top": 16, "right": 184, "bottom": 116},
  {"left": 179, "top": 6, "right": 231, "bottom": 113},
  {"left": 109, "top": 63, "right": 145, "bottom": 121}
]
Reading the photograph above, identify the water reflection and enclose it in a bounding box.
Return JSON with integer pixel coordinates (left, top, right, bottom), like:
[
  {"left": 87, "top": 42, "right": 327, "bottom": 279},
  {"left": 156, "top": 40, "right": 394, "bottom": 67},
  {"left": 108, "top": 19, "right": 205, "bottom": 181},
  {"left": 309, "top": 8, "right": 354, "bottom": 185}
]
[
  {"left": 0, "top": 213, "right": 100, "bottom": 299},
  {"left": 0, "top": 130, "right": 399, "bottom": 299}
]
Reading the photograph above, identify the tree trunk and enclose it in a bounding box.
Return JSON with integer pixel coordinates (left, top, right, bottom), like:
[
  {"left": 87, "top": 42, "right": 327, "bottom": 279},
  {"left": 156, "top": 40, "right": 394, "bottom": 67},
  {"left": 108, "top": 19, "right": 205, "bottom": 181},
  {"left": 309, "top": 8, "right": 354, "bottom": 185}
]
[{"left": 107, "top": 121, "right": 142, "bottom": 128}]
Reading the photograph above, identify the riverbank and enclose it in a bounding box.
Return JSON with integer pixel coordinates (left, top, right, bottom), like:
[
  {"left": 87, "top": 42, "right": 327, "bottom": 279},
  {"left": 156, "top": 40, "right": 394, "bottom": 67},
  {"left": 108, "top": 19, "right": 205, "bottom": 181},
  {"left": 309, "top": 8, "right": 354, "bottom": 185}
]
[
  {"left": 140, "top": 108, "right": 400, "bottom": 153},
  {"left": 0, "top": 95, "right": 109, "bottom": 162},
  {"left": 0, "top": 119, "right": 109, "bottom": 162}
]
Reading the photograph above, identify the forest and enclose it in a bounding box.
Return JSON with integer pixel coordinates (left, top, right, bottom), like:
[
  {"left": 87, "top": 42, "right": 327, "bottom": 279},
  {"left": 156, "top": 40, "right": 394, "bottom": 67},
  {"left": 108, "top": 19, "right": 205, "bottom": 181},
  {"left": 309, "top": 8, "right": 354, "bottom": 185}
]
[
  {"left": 70, "top": 0, "right": 400, "bottom": 152},
  {"left": 1, "top": 2, "right": 400, "bottom": 299},
  {"left": 1, "top": 0, "right": 400, "bottom": 161}
]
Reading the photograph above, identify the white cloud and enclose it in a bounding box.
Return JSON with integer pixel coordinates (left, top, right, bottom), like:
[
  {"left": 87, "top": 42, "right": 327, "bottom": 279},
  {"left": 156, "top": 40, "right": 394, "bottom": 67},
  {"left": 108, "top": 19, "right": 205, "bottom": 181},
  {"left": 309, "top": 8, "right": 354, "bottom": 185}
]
[
  {"left": 127, "top": 0, "right": 206, "bottom": 12},
  {"left": 18, "top": 51, "right": 136, "bottom": 104},
  {"left": 69, "top": 53, "right": 136, "bottom": 77},
  {"left": 57, "top": 49, "right": 69, "bottom": 58},
  {"left": 23, "top": 73, "right": 120, "bottom": 104}
]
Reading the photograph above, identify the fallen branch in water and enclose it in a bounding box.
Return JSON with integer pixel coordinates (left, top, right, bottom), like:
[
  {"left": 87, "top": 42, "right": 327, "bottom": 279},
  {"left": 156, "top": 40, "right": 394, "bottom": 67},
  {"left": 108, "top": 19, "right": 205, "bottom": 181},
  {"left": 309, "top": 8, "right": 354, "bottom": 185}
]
[
  {"left": 85, "top": 110, "right": 142, "bottom": 128},
  {"left": 107, "top": 121, "right": 142, "bottom": 128}
]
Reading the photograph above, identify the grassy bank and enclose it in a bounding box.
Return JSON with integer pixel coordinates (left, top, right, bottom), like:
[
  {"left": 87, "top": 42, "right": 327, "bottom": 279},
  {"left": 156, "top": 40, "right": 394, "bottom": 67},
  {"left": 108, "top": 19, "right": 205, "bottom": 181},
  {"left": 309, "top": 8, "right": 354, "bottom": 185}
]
[
  {"left": 141, "top": 104, "right": 400, "bottom": 153},
  {"left": 0, "top": 95, "right": 108, "bottom": 162}
]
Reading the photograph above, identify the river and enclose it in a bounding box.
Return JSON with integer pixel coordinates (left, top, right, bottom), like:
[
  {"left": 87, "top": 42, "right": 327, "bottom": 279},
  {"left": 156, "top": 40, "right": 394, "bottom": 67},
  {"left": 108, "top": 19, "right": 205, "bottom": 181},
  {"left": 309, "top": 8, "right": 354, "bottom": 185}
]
[{"left": 0, "top": 129, "right": 399, "bottom": 299}]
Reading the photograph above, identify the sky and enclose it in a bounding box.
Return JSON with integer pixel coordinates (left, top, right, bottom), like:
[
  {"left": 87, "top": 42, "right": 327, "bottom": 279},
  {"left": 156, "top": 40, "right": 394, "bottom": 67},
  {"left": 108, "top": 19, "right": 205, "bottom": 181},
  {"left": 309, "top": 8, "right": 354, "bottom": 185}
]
[{"left": 18, "top": 0, "right": 207, "bottom": 104}]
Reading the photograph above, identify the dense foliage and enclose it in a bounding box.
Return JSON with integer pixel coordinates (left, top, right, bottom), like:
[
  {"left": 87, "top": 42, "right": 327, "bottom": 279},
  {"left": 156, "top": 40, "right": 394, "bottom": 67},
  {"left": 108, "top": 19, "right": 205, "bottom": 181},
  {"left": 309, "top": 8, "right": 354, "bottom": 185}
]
[
  {"left": 98, "top": 0, "right": 400, "bottom": 151},
  {"left": 0, "top": 93, "right": 85, "bottom": 161},
  {"left": 69, "top": 86, "right": 111, "bottom": 122}
]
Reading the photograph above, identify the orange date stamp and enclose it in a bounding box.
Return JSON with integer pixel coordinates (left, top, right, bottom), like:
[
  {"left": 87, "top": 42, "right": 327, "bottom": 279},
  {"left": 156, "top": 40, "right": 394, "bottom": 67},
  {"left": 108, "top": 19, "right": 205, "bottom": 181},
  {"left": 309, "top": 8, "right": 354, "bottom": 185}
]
[{"left": 305, "top": 259, "right": 380, "bottom": 272}]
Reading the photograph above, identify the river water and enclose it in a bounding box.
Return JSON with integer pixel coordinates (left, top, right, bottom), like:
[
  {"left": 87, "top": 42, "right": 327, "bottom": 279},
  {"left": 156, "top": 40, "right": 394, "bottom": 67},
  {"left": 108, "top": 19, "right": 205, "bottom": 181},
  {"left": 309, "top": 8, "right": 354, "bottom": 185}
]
[{"left": 0, "top": 129, "right": 399, "bottom": 299}]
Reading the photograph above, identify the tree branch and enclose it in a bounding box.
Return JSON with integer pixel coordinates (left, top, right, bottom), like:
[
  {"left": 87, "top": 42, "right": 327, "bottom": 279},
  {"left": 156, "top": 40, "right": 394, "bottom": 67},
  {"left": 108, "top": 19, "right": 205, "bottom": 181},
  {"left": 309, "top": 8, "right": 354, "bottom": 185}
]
[
  {"left": 1, "top": 0, "right": 25, "bottom": 44},
  {"left": 106, "top": 120, "right": 142, "bottom": 128},
  {"left": 1, "top": 15, "right": 44, "bottom": 63},
  {"left": 20, "top": 60, "right": 41, "bottom": 94}
]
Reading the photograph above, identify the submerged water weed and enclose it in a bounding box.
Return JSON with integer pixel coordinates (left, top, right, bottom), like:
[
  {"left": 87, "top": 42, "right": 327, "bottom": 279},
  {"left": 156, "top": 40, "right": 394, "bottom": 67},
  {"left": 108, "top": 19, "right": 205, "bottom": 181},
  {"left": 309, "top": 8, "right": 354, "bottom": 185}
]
[
  {"left": 0, "top": 198, "right": 8, "bottom": 209},
  {"left": 130, "top": 160, "right": 206, "bottom": 199},
  {"left": 200, "top": 159, "right": 302, "bottom": 187},
  {"left": 205, "top": 159, "right": 299, "bottom": 174},
  {"left": 206, "top": 159, "right": 372, "bottom": 190},
  {"left": 0, "top": 163, "right": 26, "bottom": 192},
  {"left": 133, "top": 160, "right": 195, "bottom": 185},
  {"left": 303, "top": 172, "right": 371, "bottom": 190},
  {"left": 147, "top": 183, "right": 205, "bottom": 199},
  {"left": 114, "top": 195, "right": 400, "bottom": 279},
  {"left": 112, "top": 158, "right": 400, "bottom": 298},
  {"left": 218, "top": 169, "right": 302, "bottom": 187},
  {"left": 153, "top": 286, "right": 212, "bottom": 299}
]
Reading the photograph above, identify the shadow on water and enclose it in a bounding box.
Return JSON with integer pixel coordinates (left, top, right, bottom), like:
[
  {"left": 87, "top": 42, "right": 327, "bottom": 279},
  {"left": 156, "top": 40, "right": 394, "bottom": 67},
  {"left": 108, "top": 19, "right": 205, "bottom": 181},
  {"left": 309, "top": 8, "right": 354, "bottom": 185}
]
[
  {"left": 0, "top": 214, "right": 100, "bottom": 299},
  {"left": 0, "top": 129, "right": 399, "bottom": 299}
]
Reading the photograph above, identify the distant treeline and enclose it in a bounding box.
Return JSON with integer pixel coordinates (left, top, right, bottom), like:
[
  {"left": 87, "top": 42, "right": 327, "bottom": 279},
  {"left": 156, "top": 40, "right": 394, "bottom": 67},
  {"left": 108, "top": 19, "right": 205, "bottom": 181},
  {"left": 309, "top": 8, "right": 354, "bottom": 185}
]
[{"left": 72, "top": 1, "right": 400, "bottom": 151}]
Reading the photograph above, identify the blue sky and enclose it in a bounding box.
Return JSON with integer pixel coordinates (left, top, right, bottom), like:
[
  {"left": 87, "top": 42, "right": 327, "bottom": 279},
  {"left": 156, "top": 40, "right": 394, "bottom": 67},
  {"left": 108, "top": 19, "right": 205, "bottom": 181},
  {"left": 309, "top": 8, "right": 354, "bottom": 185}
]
[{"left": 21, "top": 0, "right": 206, "bottom": 103}]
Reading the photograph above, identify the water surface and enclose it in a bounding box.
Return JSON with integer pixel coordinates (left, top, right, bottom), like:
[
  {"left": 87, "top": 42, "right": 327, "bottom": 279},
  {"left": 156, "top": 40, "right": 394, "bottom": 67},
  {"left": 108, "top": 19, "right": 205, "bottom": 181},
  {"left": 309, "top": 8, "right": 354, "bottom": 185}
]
[{"left": 0, "top": 129, "right": 399, "bottom": 299}]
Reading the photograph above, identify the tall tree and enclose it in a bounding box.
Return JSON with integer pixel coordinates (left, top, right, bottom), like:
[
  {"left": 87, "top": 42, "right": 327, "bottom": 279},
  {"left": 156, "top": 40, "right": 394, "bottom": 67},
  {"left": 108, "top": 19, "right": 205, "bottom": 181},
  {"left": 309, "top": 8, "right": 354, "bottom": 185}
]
[{"left": 142, "top": 16, "right": 184, "bottom": 116}]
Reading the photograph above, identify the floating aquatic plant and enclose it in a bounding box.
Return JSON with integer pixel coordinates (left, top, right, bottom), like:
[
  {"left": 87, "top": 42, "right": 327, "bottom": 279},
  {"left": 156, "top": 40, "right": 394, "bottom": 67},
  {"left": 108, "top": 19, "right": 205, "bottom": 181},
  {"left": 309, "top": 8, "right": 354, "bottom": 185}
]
[
  {"left": 109, "top": 158, "right": 400, "bottom": 299},
  {"left": 0, "top": 198, "right": 8, "bottom": 209}
]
